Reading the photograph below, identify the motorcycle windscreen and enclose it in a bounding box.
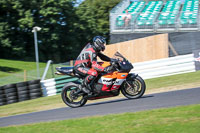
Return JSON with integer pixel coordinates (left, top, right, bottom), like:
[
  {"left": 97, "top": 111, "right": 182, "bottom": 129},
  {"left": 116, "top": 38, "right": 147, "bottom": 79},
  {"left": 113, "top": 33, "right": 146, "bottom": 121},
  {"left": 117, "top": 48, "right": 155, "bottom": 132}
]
[
  {"left": 113, "top": 52, "right": 133, "bottom": 71},
  {"left": 112, "top": 52, "right": 125, "bottom": 61}
]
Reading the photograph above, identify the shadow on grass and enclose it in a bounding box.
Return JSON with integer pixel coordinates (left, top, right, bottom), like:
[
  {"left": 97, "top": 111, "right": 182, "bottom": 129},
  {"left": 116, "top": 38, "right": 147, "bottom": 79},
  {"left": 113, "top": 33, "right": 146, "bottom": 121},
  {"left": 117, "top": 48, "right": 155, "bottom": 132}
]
[{"left": 0, "top": 66, "right": 21, "bottom": 73}]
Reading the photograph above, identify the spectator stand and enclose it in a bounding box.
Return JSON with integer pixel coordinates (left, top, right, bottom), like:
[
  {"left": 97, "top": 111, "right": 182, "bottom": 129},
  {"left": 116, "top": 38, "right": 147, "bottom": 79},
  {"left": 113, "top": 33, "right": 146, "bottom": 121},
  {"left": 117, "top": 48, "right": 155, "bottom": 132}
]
[
  {"left": 110, "top": 0, "right": 200, "bottom": 33},
  {"left": 134, "top": 1, "right": 163, "bottom": 32},
  {"left": 115, "top": 1, "right": 146, "bottom": 30},
  {"left": 157, "top": 0, "right": 181, "bottom": 32},
  {"left": 178, "top": 0, "right": 199, "bottom": 31}
]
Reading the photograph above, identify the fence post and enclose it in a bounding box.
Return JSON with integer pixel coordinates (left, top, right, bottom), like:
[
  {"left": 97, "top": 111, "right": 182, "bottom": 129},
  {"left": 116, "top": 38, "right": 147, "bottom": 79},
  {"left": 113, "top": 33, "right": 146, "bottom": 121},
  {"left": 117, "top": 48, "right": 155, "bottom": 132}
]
[
  {"left": 24, "top": 70, "right": 27, "bottom": 81},
  {"left": 51, "top": 63, "right": 55, "bottom": 78},
  {"left": 70, "top": 60, "right": 74, "bottom": 66},
  {"left": 41, "top": 60, "right": 53, "bottom": 81},
  {"left": 168, "top": 41, "right": 178, "bottom": 56}
]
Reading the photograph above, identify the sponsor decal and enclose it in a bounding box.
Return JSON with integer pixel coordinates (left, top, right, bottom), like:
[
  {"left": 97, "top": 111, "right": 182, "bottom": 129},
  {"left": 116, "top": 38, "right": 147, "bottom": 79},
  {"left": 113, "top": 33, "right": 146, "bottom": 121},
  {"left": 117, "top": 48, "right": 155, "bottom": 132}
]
[
  {"left": 103, "top": 79, "right": 112, "bottom": 83},
  {"left": 102, "top": 79, "right": 119, "bottom": 84},
  {"left": 113, "top": 81, "right": 119, "bottom": 84}
]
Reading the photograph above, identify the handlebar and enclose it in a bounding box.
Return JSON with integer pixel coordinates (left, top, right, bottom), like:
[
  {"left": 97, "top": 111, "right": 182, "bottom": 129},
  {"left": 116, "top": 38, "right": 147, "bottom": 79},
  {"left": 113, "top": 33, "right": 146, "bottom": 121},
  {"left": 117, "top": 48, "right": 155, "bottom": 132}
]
[{"left": 110, "top": 58, "right": 120, "bottom": 71}]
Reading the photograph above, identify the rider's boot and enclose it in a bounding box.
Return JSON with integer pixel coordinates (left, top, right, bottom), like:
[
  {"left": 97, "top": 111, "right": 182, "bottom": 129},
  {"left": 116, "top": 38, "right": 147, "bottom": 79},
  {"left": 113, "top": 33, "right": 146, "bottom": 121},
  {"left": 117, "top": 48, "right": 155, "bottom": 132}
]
[{"left": 81, "top": 80, "right": 93, "bottom": 95}]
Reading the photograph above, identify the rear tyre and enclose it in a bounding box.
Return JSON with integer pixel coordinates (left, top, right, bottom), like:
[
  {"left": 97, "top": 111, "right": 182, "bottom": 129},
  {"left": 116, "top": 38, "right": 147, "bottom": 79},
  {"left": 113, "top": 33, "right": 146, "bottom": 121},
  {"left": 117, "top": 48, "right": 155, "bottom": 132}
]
[
  {"left": 61, "top": 82, "right": 87, "bottom": 108},
  {"left": 121, "top": 75, "right": 146, "bottom": 99}
]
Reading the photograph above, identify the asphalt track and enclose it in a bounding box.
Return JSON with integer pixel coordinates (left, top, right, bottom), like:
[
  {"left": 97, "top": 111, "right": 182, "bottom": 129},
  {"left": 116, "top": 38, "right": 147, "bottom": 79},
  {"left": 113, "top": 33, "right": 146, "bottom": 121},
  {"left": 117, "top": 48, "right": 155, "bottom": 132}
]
[{"left": 0, "top": 87, "right": 200, "bottom": 127}]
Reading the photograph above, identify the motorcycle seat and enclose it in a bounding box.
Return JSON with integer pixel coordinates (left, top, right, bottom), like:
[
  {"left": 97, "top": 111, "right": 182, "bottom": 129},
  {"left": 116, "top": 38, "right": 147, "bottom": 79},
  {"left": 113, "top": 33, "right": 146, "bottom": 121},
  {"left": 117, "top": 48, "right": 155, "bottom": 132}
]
[{"left": 56, "top": 67, "right": 74, "bottom": 75}]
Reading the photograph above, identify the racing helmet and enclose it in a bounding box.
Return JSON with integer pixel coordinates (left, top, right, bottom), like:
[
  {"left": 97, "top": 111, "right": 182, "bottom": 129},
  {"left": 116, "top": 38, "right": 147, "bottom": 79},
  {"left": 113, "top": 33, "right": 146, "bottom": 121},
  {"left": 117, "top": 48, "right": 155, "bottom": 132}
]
[{"left": 93, "top": 36, "right": 106, "bottom": 52}]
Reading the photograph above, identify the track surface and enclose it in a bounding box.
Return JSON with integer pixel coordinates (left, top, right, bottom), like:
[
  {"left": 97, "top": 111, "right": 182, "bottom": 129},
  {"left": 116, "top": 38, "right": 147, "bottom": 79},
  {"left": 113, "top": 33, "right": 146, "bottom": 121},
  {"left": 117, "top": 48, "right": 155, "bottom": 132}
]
[{"left": 0, "top": 87, "right": 200, "bottom": 127}]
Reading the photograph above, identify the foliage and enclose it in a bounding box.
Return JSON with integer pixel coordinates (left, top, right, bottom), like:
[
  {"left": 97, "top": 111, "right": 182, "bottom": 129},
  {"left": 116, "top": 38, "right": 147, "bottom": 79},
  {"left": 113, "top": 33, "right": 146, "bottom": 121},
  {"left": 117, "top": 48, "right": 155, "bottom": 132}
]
[
  {"left": 0, "top": 0, "right": 121, "bottom": 62},
  {"left": 0, "top": 0, "right": 78, "bottom": 62},
  {"left": 75, "top": 0, "right": 120, "bottom": 44}
]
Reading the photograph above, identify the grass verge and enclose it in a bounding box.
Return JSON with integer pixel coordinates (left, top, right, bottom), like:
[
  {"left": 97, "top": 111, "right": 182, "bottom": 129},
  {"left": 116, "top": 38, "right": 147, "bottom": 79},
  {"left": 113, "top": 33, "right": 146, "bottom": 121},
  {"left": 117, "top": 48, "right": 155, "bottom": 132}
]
[
  {"left": 0, "top": 59, "right": 46, "bottom": 77},
  {"left": 0, "top": 59, "right": 46, "bottom": 86},
  {"left": 0, "top": 104, "right": 200, "bottom": 132},
  {"left": 0, "top": 59, "right": 67, "bottom": 86}
]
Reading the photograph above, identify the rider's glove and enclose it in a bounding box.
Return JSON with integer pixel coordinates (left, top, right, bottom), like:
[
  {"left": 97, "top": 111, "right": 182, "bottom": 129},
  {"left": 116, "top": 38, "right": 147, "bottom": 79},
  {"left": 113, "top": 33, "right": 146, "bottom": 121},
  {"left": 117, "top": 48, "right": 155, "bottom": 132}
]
[
  {"left": 110, "top": 58, "right": 118, "bottom": 63},
  {"left": 110, "top": 58, "right": 119, "bottom": 68}
]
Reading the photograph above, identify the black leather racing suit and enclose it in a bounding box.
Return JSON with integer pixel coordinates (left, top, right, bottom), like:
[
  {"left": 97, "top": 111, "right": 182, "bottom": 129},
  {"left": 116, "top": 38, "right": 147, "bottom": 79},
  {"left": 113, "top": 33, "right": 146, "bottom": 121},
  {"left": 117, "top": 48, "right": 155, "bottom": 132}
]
[{"left": 73, "top": 43, "right": 111, "bottom": 87}]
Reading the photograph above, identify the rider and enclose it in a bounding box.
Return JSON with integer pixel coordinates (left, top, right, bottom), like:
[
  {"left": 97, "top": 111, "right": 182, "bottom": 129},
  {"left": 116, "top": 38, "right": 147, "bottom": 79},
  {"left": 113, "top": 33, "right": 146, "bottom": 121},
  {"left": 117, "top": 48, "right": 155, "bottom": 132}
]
[{"left": 73, "top": 36, "right": 113, "bottom": 94}]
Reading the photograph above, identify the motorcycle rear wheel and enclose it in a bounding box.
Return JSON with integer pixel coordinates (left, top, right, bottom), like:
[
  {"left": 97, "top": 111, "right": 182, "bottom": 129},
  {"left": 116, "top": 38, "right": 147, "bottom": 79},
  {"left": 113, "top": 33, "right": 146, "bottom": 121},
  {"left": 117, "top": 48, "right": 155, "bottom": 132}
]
[
  {"left": 61, "top": 82, "right": 87, "bottom": 108},
  {"left": 121, "top": 75, "right": 146, "bottom": 99}
]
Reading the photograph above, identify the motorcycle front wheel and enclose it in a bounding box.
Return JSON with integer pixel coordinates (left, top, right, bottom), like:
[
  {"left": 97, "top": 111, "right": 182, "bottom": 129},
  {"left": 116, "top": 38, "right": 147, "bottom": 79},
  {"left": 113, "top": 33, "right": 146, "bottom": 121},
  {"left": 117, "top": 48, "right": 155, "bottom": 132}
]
[
  {"left": 121, "top": 75, "right": 146, "bottom": 99},
  {"left": 61, "top": 82, "right": 87, "bottom": 108}
]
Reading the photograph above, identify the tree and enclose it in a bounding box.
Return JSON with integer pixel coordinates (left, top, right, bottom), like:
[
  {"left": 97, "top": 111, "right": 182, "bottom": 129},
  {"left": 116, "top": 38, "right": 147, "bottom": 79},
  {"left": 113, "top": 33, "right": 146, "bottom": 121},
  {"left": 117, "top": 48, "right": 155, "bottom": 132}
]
[
  {"left": 0, "top": 0, "right": 121, "bottom": 62},
  {"left": 0, "top": 0, "right": 78, "bottom": 62},
  {"left": 75, "top": 0, "right": 120, "bottom": 45}
]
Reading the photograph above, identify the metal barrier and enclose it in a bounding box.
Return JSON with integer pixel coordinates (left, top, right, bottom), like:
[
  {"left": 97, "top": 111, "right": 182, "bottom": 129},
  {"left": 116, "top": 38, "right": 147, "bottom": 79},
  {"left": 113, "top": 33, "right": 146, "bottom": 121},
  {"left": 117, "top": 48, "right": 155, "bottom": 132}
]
[
  {"left": 131, "top": 54, "right": 195, "bottom": 79},
  {"left": 41, "top": 60, "right": 54, "bottom": 81},
  {"left": 41, "top": 76, "right": 78, "bottom": 96}
]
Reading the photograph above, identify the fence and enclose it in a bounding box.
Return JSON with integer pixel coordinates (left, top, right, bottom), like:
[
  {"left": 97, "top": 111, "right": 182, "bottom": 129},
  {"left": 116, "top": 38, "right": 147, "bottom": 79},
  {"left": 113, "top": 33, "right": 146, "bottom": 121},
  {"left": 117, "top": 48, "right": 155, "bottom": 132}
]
[
  {"left": 41, "top": 76, "right": 78, "bottom": 97},
  {"left": 131, "top": 54, "right": 195, "bottom": 79},
  {"left": 103, "top": 34, "right": 169, "bottom": 63}
]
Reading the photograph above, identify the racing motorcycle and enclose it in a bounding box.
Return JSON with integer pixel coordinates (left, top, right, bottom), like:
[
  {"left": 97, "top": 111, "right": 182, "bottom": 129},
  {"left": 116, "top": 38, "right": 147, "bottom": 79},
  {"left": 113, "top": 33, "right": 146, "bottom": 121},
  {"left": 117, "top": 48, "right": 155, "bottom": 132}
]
[{"left": 56, "top": 52, "right": 146, "bottom": 108}]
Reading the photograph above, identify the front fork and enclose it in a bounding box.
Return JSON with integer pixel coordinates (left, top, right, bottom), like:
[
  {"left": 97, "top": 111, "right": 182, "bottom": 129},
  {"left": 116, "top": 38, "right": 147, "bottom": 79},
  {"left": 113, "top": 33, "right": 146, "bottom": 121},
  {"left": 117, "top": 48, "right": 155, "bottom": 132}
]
[
  {"left": 120, "top": 73, "right": 138, "bottom": 92},
  {"left": 126, "top": 73, "right": 138, "bottom": 81}
]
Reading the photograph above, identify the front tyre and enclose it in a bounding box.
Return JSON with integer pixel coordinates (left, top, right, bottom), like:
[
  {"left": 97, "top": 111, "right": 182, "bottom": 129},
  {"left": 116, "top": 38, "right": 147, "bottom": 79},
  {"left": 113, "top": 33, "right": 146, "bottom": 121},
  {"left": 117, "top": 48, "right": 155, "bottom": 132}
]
[
  {"left": 121, "top": 75, "right": 146, "bottom": 99},
  {"left": 61, "top": 82, "right": 87, "bottom": 108}
]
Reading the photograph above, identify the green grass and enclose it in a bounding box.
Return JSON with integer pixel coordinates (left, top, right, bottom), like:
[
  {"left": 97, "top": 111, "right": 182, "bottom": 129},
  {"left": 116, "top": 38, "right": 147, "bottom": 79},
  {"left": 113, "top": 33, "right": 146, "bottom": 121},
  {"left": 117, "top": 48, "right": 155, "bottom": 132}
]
[
  {"left": 146, "top": 71, "right": 200, "bottom": 89},
  {"left": 0, "top": 59, "right": 66, "bottom": 86},
  {"left": 0, "top": 59, "right": 46, "bottom": 77},
  {"left": 0, "top": 94, "right": 63, "bottom": 117},
  {"left": 0, "top": 59, "right": 45, "bottom": 85},
  {"left": 0, "top": 104, "right": 200, "bottom": 132}
]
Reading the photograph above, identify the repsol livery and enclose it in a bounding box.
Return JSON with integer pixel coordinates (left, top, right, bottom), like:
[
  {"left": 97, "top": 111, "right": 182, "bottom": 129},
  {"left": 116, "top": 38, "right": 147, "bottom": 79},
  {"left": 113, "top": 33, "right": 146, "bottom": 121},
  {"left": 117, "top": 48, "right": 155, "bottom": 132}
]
[{"left": 56, "top": 52, "right": 146, "bottom": 108}]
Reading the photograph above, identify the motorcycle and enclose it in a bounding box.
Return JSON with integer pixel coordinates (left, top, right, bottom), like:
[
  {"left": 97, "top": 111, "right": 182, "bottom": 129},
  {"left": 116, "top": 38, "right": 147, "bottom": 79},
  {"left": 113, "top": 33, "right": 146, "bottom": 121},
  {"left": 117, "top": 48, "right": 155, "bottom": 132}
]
[{"left": 55, "top": 52, "right": 146, "bottom": 108}]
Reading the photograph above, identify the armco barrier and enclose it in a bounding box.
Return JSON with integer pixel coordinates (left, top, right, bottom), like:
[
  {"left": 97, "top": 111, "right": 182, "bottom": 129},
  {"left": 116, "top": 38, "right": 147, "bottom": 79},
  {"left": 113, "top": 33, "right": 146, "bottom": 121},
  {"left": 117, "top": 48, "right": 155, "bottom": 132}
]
[
  {"left": 0, "top": 79, "right": 42, "bottom": 106},
  {"left": 41, "top": 76, "right": 78, "bottom": 97},
  {"left": 131, "top": 54, "right": 195, "bottom": 79}
]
